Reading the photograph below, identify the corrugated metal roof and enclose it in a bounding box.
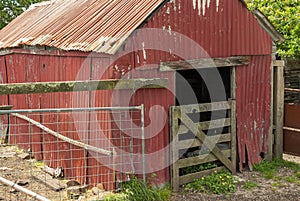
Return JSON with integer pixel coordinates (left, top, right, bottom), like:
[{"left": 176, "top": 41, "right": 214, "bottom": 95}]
[{"left": 0, "top": 0, "right": 165, "bottom": 54}]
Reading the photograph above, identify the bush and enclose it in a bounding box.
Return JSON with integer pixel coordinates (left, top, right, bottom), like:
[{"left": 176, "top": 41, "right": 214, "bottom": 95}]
[{"left": 248, "top": 0, "right": 300, "bottom": 58}]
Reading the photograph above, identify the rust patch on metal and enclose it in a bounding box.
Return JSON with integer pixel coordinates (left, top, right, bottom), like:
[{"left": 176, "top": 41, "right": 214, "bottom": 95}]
[{"left": 284, "top": 104, "right": 300, "bottom": 156}]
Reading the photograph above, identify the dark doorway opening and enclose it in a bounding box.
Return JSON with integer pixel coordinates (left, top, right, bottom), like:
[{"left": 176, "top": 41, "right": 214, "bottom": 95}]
[{"left": 175, "top": 67, "right": 231, "bottom": 106}]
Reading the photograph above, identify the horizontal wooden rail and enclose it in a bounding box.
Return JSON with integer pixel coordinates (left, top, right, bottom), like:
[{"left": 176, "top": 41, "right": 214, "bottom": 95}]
[
  {"left": 285, "top": 88, "right": 300, "bottom": 93},
  {"left": 283, "top": 126, "right": 300, "bottom": 133},
  {"left": 0, "top": 78, "right": 168, "bottom": 95},
  {"left": 160, "top": 56, "right": 250, "bottom": 71},
  {"left": 174, "top": 101, "right": 231, "bottom": 113}
]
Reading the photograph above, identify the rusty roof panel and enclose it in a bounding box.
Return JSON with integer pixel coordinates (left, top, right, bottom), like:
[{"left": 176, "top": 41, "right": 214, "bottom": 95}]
[{"left": 0, "top": 0, "right": 164, "bottom": 54}]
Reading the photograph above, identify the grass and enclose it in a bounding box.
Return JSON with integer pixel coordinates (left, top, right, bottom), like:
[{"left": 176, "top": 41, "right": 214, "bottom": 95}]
[
  {"left": 285, "top": 175, "right": 300, "bottom": 185},
  {"left": 253, "top": 158, "right": 300, "bottom": 179},
  {"left": 242, "top": 181, "right": 259, "bottom": 190},
  {"left": 103, "top": 177, "right": 171, "bottom": 201},
  {"left": 184, "top": 169, "right": 237, "bottom": 195}
]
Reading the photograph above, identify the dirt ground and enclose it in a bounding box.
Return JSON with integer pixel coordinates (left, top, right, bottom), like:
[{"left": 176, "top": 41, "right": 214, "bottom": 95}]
[{"left": 0, "top": 145, "right": 299, "bottom": 201}]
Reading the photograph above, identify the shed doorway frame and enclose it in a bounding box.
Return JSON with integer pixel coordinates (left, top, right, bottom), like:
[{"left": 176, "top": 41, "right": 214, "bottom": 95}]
[{"left": 167, "top": 62, "right": 237, "bottom": 191}]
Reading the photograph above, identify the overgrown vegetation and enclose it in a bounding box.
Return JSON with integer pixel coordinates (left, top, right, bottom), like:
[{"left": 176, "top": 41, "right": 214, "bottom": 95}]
[
  {"left": 248, "top": 0, "right": 300, "bottom": 58},
  {"left": 253, "top": 158, "right": 300, "bottom": 179},
  {"left": 184, "top": 169, "right": 237, "bottom": 195},
  {"left": 103, "top": 177, "right": 171, "bottom": 201},
  {"left": 242, "top": 180, "right": 259, "bottom": 190}
]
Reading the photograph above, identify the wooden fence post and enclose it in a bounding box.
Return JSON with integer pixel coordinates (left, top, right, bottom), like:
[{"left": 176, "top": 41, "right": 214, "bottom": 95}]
[{"left": 273, "top": 60, "right": 285, "bottom": 158}]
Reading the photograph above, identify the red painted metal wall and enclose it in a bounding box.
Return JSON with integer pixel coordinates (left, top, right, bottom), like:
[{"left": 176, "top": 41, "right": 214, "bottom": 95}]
[
  {"left": 0, "top": 0, "right": 274, "bottom": 187},
  {"left": 135, "top": 0, "right": 272, "bottom": 171},
  {"left": 236, "top": 55, "right": 272, "bottom": 170}
]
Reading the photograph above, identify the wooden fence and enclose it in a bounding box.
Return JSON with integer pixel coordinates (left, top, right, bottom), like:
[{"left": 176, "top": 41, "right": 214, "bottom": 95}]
[
  {"left": 170, "top": 100, "right": 236, "bottom": 191},
  {"left": 284, "top": 60, "right": 300, "bottom": 103}
]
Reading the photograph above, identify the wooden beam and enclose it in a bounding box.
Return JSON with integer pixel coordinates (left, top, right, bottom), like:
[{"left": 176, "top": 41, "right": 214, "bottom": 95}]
[
  {"left": 273, "top": 60, "right": 285, "bottom": 67},
  {"left": 230, "top": 100, "right": 237, "bottom": 173},
  {"left": 0, "top": 78, "right": 168, "bottom": 95},
  {"left": 170, "top": 106, "right": 180, "bottom": 192},
  {"left": 159, "top": 56, "right": 250, "bottom": 71},
  {"left": 283, "top": 126, "right": 300, "bottom": 133},
  {"left": 274, "top": 62, "right": 285, "bottom": 158},
  {"left": 285, "top": 88, "right": 300, "bottom": 93},
  {"left": 32, "top": 172, "right": 67, "bottom": 191}
]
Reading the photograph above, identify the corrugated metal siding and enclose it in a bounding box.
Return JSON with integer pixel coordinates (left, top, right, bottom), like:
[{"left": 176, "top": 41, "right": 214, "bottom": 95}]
[
  {"left": 0, "top": 0, "right": 164, "bottom": 54},
  {"left": 132, "top": 0, "right": 272, "bottom": 171},
  {"left": 236, "top": 55, "right": 271, "bottom": 170},
  {"left": 136, "top": 0, "right": 271, "bottom": 65},
  {"left": 0, "top": 56, "right": 9, "bottom": 143},
  {"left": 231, "top": 0, "right": 272, "bottom": 55},
  {"left": 39, "top": 55, "right": 89, "bottom": 184},
  {"left": 129, "top": 71, "right": 175, "bottom": 185},
  {"left": 0, "top": 0, "right": 274, "bottom": 186},
  {"left": 0, "top": 56, "right": 8, "bottom": 106},
  {"left": 88, "top": 56, "right": 115, "bottom": 190}
]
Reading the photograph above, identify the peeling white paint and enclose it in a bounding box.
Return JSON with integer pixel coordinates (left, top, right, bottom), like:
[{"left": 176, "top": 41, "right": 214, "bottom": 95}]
[
  {"left": 216, "top": 0, "right": 220, "bottom": 12},
  {"left": 168, "top": 25, "right": 172, "bottom": 35},
  {"left": 137, "top": 54, "right": 140, "bottom": 64},
  {"left": 192, "top": 0, "right": 220, "bottom": 16},
  {"left": 162, "top": 26, "right": 166, "bottom": 30},
  {"left": 142, "top": 42, "right": 147, "bottom": 60},
  {"left": 198, "top": 0, "right": 201, "bottom": 15},
  {"left": 166, "top": 7, "right": 170, "bottom": 14},
  {"left": 169, "top": 48, "right": 172, "bottom": 54}
]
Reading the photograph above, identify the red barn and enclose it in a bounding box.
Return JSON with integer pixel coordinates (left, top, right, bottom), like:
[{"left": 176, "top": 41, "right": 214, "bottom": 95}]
[{"left": 0, "top": 0, "right": 282, "bottom": 190}]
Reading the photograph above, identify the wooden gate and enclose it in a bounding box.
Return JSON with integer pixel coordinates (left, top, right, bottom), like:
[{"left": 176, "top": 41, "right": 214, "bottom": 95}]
[{"left": 170, "top": 100, "right": 236, "bottom": 191}]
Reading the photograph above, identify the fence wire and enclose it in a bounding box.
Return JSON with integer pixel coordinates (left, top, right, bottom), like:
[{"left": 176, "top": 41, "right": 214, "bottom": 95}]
[{"left": 0, "top": 105, "right": 144, "bottom": 200}]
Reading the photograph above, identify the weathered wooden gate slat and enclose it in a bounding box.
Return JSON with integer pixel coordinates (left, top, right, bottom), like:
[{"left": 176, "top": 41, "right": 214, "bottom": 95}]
[
  {"left": 179, "top": 167, "right": 224, "bottom": 185},
  {"left": 177, "top": 118, "right": 231, "bottom": 134},
  {"left": 170, "top": 100, "right": 237, "bottom": 191},
  {"left": 174, "top": 101, "right": 231, "bottom": 113},
  {"left": 177, "top": 149, "right": 231, "bottom": 168},
  {"left": 175, "top": 133, "right": 231, "bottom": 149},
  {"left": 179, "top": 112, "right": 234, "bottom": 172}
]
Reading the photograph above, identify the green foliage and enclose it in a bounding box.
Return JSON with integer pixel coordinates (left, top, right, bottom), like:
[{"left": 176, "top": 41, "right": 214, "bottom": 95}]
[
  {"left": 285, "top": 175, "right": 300, "bottom": 185},
  {"left": 181, "top": 162, "right": 218, "bottom": 175},
  {"left": 242, "top": 180, "right": 259, "bottom": 190},
  {"left": 103, "top": 177, "right": 171, "bottom": 201},
  {"left": 248, "top": 0, "right": 300, "bottom": 58},
  {"left": 184, "top": 169, "right": 237, "bottom": 195},
  {"left": 103, "top": 192, "right": 128, "bottom": 201},
  {"left": 253, "top": 158, "right": 300, "bottom": 179},
  {"left": 0, "top": 0, "right": 44, "bottom": 29}
]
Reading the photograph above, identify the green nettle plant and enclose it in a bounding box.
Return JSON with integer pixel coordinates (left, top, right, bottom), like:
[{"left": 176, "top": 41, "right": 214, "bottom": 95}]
[
  {"left": 248, "top": 0, "right": 300, "bottom": 58},
  {"left": 184, "top": 169, "right": 237, "bottom": 195},
  {"left": 103, "top": 177, "right": 171, "bottom": 201}
]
